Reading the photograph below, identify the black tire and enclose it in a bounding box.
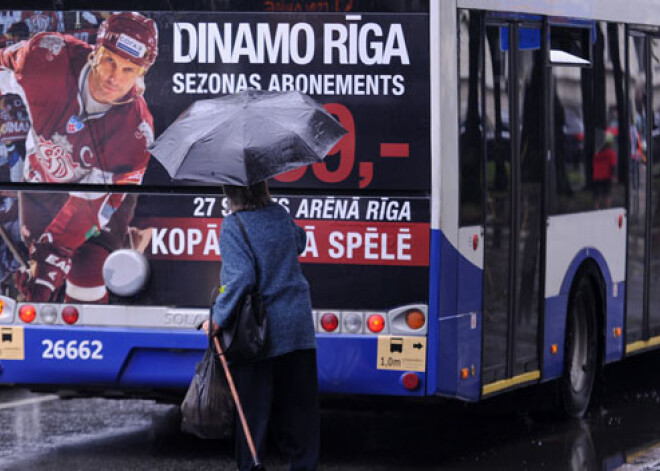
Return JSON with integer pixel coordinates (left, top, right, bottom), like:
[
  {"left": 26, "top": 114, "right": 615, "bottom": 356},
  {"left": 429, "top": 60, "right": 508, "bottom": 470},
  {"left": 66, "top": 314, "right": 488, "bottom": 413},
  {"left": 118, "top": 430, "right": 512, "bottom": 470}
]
[{"left": 559, "top": 276, "right": 598, "bottom": 418}]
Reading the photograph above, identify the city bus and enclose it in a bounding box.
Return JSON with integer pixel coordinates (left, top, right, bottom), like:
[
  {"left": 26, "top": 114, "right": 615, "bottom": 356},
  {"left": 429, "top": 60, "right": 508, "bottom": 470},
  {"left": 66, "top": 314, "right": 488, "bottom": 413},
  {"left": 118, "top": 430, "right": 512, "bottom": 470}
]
[{"left": 0, "top": 0, "right": 655, "bottom": 418}]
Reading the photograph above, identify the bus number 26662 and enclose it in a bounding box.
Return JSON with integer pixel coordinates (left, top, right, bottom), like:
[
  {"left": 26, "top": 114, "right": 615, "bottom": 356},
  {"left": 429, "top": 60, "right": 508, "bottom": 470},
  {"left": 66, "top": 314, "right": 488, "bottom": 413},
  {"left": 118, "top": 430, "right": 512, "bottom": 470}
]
[{"left": 41, "top": 339, "right": 103, "bottom": 360}]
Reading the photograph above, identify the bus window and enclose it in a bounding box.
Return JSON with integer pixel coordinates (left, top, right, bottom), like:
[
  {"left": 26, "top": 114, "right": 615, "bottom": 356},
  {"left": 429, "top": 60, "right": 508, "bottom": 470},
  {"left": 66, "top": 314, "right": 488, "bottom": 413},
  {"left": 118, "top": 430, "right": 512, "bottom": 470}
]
[
  {"left": 593, "top": 23, "right": 625, "bottom": 211},
  {"left": 627, "top": 33, "right": 648, "bottom": 343},
  {"left": 550, "top": 25, "right": 591, "bottom": 65},
  {"left": 515, "top": 36, "right": 543, "bottom": 375},
  {"left": 459, "top": 10, "right": 484, "bottom": 227},
  {"left": 549, "top": 28, "right": 591, "bottom": 215},
  {"left": 549, "top": 24, "right": 625, "bottom": 214},
  {"left": 482, "top": 23, "right": 512, "bottom": 382},
  {"left": 648, "top": 37, "right": 660, "bottom": 336},
  {"left": 481, "top": 20, "right": 543, "bottom": 382}
]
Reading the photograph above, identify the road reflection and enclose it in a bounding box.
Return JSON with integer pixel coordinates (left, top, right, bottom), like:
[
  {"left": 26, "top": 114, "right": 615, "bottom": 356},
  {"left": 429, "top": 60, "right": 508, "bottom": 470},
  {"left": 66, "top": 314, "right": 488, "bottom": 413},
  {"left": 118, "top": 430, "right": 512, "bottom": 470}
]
[
  {"left": 2, "top": 350, "right": 660, "bottom": 469},
  {"left": 13, "top": 399, "right": 42, "bottom": 443},
  {"left": 318, "top": 349, "right": 660, "bottom": 470},
  {"left": 433, "top": 348, "right": 660, "bottom": 471}
]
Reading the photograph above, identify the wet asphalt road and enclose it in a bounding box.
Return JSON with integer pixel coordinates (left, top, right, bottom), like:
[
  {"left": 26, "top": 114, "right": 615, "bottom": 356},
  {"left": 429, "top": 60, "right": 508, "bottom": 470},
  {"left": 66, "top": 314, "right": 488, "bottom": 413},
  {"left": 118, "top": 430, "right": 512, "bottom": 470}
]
[{"left": 4, "top": 351, "right": 660, "bottom": 470}]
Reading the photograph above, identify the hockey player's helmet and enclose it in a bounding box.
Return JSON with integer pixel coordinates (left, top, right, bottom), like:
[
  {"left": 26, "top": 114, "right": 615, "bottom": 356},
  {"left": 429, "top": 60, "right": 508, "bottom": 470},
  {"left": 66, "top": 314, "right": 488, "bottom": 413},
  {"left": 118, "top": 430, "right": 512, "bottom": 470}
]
[{"left": 96, "top": 12, "right": 158, "bottom": 70}]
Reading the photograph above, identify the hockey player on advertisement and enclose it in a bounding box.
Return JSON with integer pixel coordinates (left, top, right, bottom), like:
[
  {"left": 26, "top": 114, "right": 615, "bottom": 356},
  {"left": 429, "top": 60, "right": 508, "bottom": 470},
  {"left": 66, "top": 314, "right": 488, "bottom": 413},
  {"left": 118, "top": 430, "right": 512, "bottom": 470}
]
[{"left": 0, "top": 11, "right": 158, "bottom": 303}]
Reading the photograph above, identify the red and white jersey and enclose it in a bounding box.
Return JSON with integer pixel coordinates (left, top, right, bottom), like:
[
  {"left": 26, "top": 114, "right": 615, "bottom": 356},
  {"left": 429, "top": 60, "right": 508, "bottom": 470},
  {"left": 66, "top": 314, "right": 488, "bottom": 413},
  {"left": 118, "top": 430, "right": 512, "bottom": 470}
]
[{"left": 0, "top": 32, "right": 154, "bottom": 253}]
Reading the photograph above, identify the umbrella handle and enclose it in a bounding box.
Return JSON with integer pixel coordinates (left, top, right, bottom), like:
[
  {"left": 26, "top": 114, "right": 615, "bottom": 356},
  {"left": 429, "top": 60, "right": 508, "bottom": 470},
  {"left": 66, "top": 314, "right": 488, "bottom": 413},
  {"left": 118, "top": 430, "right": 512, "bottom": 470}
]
[{"left": 214, "top": 336, "right": 262, "bottom": 468}]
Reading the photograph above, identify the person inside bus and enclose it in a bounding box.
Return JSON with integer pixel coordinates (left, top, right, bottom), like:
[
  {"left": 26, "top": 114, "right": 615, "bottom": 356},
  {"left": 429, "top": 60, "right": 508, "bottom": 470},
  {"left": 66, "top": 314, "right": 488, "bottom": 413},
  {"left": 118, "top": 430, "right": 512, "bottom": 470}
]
[
  {"left": 0, "top": 12, "right": 158, "bottom": 303},
  {"left": 592, "top": 132, "right": 617, "bottom": 209},
  {"left": 203, "top": 181, "right": 319, "bottom": 471}
]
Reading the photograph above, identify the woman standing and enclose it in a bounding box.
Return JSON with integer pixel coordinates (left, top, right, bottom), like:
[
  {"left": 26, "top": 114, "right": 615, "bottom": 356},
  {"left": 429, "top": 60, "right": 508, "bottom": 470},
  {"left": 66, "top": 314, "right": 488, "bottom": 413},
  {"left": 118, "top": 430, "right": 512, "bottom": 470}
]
[{"left": 204, "top": 181, "right": 319, "bottom": 471}]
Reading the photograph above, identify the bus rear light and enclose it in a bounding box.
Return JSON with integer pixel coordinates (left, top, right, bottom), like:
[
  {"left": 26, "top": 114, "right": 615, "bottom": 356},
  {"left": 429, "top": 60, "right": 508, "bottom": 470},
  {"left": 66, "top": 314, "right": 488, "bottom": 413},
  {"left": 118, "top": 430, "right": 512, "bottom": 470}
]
[
  {"left": 320, "top": 313, "right": 339, "bottom": 332},
  {"left": 367, "top": 314, "right": 385, "bottom": 333},
  {"left": 551, "top": 344, "right": 558, "bottom": 354},
  {"left": 473, "top": 234, "right": 479, "bottom": 251},
  {"left": 613, "top": 327, "right": 622, "bottom": 338},
  {"left": 0, "top": 299, "right": 4, "bottom": 314},
  {"left": 405, "top": 309, "right": 425, "bottom": 330},
  {"left": 19, "top": 305, "right": 36, "bottom": 323},
  {"left": 460, "top": 368, "right": 469, "bottom": 380},
  {"left": 61, "top": 306, "right": 79, "bottom": 325},
  {"left": 342, "top": 312, "right": 363, "bottom": 333},
  {"left": 619, "top": 214, "right": 623, "bottom": 228},
  {"left": 40, "top": 305, "right": 57, "bottom": 324},
  {"left": 401, "top": 372, "right": 420, "bottom": 390}
]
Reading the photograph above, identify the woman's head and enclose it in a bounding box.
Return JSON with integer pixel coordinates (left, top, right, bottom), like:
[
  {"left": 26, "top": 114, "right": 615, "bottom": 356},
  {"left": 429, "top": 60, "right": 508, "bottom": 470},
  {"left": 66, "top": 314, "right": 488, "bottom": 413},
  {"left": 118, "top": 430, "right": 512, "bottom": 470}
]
[{"left": 223, "top": 181, "right": 270, "bottom": 212}]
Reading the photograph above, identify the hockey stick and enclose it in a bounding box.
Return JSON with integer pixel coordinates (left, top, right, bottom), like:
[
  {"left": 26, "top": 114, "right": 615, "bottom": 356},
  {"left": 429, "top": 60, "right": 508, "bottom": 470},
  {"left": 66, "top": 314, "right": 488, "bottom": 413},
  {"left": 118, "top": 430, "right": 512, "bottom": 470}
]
[{"left": 0, "top": 224, "right": 26, "bottom": 268}]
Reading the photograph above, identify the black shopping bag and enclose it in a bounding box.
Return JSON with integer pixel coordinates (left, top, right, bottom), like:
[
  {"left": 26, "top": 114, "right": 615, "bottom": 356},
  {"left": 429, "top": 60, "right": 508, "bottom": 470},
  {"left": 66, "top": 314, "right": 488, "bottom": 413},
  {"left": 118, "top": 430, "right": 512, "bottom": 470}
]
[{"left": 181, "top": 347, "right": 235, "bottom": 439}]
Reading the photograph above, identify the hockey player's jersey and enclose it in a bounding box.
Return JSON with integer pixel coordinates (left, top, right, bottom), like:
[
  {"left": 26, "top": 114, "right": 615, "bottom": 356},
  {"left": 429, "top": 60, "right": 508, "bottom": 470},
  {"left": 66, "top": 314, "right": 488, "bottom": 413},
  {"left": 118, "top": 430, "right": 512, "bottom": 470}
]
[{"left": 0, "top": 32, "right": 154, "bottom": 254}]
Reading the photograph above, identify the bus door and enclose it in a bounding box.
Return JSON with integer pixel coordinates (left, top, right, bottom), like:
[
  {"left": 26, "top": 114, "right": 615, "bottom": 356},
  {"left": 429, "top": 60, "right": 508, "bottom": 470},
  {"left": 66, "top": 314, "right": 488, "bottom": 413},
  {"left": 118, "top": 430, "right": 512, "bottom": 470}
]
[
  {"left": 628, "top": 32, "right": 660, "bottom": 346},
  {"left": 650, "top": 36, "right": 660, "bottom": 338},
  {"left": 482, "top": 20, "right": 544, "bottom": 389}
]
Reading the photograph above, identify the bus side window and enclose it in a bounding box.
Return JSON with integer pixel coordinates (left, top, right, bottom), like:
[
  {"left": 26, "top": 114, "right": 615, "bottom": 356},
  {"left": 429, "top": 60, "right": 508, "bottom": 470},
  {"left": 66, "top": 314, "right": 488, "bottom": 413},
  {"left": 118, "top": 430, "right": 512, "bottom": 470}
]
[
  {"left": 458, "top": 10, "right": 484, "bottom": 227},
  {"left": 548, "top": 23, "right": 625, "bottom": 214}
]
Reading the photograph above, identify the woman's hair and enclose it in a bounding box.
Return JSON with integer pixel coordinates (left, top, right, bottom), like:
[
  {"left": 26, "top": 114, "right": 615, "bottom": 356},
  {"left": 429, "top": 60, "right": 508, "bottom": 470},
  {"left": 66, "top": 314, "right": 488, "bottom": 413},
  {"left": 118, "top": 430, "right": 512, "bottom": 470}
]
[{"left": 223, "top": 181, "right": 271, "bottom": 212}]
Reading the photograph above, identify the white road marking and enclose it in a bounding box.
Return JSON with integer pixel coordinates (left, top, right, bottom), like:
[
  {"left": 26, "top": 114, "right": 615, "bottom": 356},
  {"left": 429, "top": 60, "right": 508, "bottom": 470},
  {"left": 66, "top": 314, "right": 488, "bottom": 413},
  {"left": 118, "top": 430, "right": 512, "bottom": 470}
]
[{"left": 0, "top": 395, "right": 58, "bottom": 410}]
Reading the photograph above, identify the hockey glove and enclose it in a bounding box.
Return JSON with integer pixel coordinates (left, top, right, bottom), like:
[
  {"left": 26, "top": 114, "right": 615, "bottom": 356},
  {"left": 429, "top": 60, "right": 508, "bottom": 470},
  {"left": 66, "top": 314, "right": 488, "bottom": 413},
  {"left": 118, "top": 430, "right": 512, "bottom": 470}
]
[{"left": 15, "top": 241, "right": 72, "bottom": 302}]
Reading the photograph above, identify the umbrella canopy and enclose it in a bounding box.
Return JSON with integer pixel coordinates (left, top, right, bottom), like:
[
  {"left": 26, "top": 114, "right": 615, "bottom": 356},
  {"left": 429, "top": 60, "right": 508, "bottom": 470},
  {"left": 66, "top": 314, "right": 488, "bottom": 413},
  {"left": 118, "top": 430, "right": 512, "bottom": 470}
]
[{"left": 148, "top": 90, "right": 347, "bottom": 186}]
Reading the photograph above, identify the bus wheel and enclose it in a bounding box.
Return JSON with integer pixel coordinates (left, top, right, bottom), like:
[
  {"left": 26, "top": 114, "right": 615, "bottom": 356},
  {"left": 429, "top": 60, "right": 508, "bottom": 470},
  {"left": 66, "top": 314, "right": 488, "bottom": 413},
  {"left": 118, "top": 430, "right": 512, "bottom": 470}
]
[{"left": 560, "top": 276, "right": 598, "bottom": 419}]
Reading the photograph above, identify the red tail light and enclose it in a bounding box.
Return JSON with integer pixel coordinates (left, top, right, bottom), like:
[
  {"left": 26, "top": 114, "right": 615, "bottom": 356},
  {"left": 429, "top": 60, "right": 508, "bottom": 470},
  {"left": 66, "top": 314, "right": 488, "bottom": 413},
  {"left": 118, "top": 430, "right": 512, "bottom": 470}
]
[
  {"left": 401, "top": 372, "right": 420, "bottom": 390},
  {"left": 61, "top": 306, "right": 79, "bottom": 325},
  {"left": 19, "top": 305, "right": 36, "bottom": 323},
  {"left": 367, "top": 314, "right": 385, "bottom": 333},
  {"left": 320, "top": 313, "right": 338, "bottom": 332}
]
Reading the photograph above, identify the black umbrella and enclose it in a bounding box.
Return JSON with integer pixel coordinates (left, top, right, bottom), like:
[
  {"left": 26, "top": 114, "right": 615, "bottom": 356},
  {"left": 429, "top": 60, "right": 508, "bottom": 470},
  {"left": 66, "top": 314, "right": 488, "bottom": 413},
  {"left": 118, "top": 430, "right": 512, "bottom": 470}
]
[{"left": 148, "top": 90, "right": 347, "bottom": 185}]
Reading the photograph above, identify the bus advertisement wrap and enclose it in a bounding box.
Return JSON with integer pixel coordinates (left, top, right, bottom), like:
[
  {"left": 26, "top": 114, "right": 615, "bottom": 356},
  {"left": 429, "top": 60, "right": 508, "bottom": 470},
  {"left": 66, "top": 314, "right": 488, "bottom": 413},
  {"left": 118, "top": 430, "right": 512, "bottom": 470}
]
[
  {"left": 0, "top": 11, "right": 430, "bottom": 190},
  {"left": 0, "top": 190, "right": 430, "bottom": 308},
  {"left": 0, "top": 10, "right": 431, "bottom": 308},
  {"left": 146, "top": 11, "right": 431, "bottom": 191},
  {"left": 131, "top": 194, "right": 430, "bottom": 308}
]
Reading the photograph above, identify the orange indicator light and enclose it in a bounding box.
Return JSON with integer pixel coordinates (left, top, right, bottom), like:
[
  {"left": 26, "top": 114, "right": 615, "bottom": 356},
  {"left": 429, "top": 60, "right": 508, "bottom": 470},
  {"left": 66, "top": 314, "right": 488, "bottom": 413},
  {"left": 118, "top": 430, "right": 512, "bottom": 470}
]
[
  {"left": 551, "top": 344, "right": 558, "bottom": 354},
  {"left": 460, "top": 368, "right": 469, "bottom": 380},
  {"left": 405, "top": 310, "right": 425, "bottom": 330}
]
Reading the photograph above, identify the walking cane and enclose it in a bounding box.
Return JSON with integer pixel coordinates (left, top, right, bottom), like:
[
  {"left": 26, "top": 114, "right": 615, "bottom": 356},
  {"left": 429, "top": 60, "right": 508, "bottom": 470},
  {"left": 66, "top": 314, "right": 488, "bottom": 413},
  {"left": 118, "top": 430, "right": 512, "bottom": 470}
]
[{"left": 213, "top": 336, "right": 265, "bottom": 470}]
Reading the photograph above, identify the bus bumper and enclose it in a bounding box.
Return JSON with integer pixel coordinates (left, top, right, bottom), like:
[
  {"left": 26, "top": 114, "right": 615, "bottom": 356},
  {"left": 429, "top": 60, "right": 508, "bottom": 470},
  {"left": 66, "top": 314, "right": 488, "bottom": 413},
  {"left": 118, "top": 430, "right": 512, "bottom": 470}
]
[
  {"left": 316, "top": 335, "right": 426, "bottom": 396},
  {"left": 0, "top": 326, "right": 426, "bottom": 396}
]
